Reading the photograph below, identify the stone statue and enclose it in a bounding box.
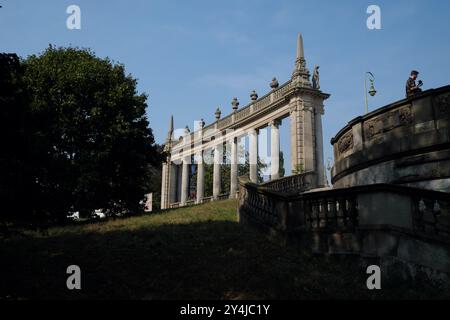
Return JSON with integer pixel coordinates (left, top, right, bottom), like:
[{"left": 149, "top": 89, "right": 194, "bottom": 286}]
[{"left": 312, "top": 65, "right": 320, "bottom": 89}]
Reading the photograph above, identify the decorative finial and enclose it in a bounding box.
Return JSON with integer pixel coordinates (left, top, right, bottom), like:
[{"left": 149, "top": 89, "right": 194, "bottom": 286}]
[
  {"left": 215, "top": 107, "right": 221, "bottom": 120},
  {"left": 250, "top": 90, "right": 258, "bottom": 101},
  {"left": 292, "top": 33, "right": 311, "bottom": 87},
  {"left": 270, "top": 77, "right": 279, "bottom": 89},
  {"left": 166, "top": 115, "right": 174, "bottom": 142},
  {"left": 296, "top": 33, "right": 305, "bottom": 60},
  {"left": 200, "top": 118, "right": 205, "bottom": 128},
  {"left": 231, "top": 97, "right": 239, "bottom": 111},
  {"left": 184, "top": 125, "right": 190, "bottom": 135}
]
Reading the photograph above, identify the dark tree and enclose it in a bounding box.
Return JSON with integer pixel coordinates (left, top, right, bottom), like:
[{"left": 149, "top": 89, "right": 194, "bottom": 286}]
[
  {"left": 22, "top": 46, "right": 161, "bottom": 219},
  {"left": 0, "top": 53, "right": 33, "bottom": 223}
]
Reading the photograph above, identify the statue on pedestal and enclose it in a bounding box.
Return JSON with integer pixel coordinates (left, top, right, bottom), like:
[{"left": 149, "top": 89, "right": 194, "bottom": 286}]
[{"left": 312, "top": 65, "right": 320, "bottom": 89}]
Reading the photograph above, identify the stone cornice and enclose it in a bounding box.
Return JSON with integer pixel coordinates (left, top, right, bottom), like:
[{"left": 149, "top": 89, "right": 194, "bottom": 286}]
[
  {"left": 171, "top": 79, "right": 330, "bottom": 153},
  {"left": 331, "top": 85, "right": 450, "bottom": 145}
]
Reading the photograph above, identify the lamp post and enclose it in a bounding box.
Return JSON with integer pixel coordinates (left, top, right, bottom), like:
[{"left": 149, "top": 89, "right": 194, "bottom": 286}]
[{"left": 364, "top": 72, "right": 377, "bottom": 114}]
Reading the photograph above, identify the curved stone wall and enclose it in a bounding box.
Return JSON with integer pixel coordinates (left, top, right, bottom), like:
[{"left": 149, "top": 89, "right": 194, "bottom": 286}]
[{"left": 331, "top": 85, "right": 450, "bottom": 192}]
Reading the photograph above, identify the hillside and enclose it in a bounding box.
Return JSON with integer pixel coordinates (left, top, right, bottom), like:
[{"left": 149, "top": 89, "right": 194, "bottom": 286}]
[{"left": 0, "top": 200, "right": 447, "bottom": 299}]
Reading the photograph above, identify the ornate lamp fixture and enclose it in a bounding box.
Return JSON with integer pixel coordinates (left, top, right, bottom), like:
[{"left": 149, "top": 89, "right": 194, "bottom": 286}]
[
  {"left": 364, "top": 72, "right": 377, "bottom": 114},
  {"left": 368, "top": 81, "right": 377, "bottom": 97}
]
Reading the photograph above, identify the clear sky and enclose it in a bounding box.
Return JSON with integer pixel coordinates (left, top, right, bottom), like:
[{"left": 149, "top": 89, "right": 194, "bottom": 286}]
[{"left": 2, "top": 0, "right": 450, "bottom": 175}]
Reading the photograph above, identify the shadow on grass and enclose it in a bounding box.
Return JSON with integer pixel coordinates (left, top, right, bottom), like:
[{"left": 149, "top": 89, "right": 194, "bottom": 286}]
[{"left": 1, "top": 219, "right": 448, "bottom": 300}]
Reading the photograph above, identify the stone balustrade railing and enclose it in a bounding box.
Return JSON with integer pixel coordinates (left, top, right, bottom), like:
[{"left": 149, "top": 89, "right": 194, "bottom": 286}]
[
  {"left": 240, "top": 182, "right": 450, "bottom": 239},
  {"left": 168, "top": 193, "right": 231, "bottom": 208},
  {"left": 302, "top": 193, "right": 359, "bottom": 232},
  {"left": 260, "top": 171, "right": 316, "bottom": 194},
  {"left": 330, "top": 85, "right": 450, "bottom": 191},
  {"left": 413, "top": 191, "right": 450, "bottom": 238},
  {"left": 172, "top": 80, "right": 294, "bottom": 150},
  {"left": 238, "top": 180, "right": 450, "bottom": 282},
  {"left": 201, "top": 196, "right": 213, "bottom": 203}
]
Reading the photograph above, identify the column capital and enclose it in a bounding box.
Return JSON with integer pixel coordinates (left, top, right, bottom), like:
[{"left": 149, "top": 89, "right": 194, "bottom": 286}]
[
  {"left": 289, "top": 104, "right": 297, "bottom": 115},
  {"left": 315, "top": 104, "right": 325, "bottom": 115},
  {"left": 248, "top": 127, "right": 259, "bottom": 135},
  {"left": 182, "top": 154, "right": 192, "bottom": 165},
  {"left": 194, "top": 150, "right": 203, "bottom": 164},
  {"left": 300, "top": 103, "right": 314, "bottom": 112},
  {"left": 269, "top": 119, "right": 281, "bottom": 128}
]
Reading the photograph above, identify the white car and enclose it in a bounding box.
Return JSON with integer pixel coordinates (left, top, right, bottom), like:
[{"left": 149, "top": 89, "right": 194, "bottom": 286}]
[
  {"left": 93, "top": 209, "right": 106, "bottom": 219},
  {"left": 67, "top": 211, "right": 80, "bottom": 220}
]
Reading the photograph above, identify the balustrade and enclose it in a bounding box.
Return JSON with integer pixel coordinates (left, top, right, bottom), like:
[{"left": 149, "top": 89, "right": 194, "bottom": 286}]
[{"left": 240, "top": 181, "right": 450, "bottom": 241}]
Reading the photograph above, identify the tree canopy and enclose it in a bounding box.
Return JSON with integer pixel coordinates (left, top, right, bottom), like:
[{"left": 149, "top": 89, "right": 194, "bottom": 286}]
[{"left": 0, "top": 47, "right": 162, "bottom": 224}]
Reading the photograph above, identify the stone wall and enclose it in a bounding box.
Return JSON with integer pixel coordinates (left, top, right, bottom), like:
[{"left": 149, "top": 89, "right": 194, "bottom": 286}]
[
  {"left": 238, "top": 179, "right": 450, "bottom": 285},
  {"left": 331, "top": 85, "right": 450, "bottom": 192}
]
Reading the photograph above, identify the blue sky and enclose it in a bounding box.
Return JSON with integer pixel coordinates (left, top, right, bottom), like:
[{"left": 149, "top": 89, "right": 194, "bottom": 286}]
[{"left": 2, "top": 0, "right": 450, "bottom": 175}]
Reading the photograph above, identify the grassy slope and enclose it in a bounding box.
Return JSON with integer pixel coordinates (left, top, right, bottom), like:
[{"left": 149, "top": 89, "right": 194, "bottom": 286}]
[{"left": 0, "top": 199, "right": 447, "bottom": 300}]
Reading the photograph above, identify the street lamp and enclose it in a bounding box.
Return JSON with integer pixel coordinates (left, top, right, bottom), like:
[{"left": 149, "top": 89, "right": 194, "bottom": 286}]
[{"left": 364, "top": 72, "right": 377, "bottom": 114}]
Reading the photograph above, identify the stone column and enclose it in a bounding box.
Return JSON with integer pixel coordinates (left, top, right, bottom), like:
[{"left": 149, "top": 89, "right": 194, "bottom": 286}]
[
  {"left": 160, "top": 162, "right": 168, "bottom": 209},
  {"left": 270, "top": 120, "right": 281, "bottom": 180},
  {"left": 249, "top": 128, "right": 258, "bottom": 183},
  {"left": 213, "top": 144, "right": 222, "bottom": 199},
  {"left": 301, "top": 102, "right": 315, "bottom": 172},
  {"left": 314, "top": 105, "right": 325, "bottom": 187},
  {"left": 169, "top": 163, "right": 177, "bottom": 205},
  {"left": 230, "top": 137, "right": 238, "bottom": 198},
  {"left": 180, "top": 156, "right": 190, "bottom": 206},
  {"left": 196, "top": 151, "right": 204, "bottom": 204},
  {"left": 289, "top": 99, "right": 300, "bottom": 174},
  {"left": 177, "top": 163, "right": 182, "bottom": 202}
]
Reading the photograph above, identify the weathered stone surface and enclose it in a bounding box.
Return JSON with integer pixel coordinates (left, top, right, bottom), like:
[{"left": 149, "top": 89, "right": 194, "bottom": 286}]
[
  {"left": 160, "top": 34, "right": 330, "bottom": 208},
  {"left": 238, "top": 179, "right": 450, "bottom": 285},
  {"left": 358, "top": 192, "right": 414, "bottom": 229},
  {"left": 331, "top": 85, "right": 450, "bottom": 192}
]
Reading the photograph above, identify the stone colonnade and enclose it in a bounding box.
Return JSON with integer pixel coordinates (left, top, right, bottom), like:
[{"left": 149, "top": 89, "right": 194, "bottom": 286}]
[
  {"left": 160, "top": 33, "right": 330, "bottom": 209},
  {"left": 161, "top": 121, "right": 283, "bottom": 207}
]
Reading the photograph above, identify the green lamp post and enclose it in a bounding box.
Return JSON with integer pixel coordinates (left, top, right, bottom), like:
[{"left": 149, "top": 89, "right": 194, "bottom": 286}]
[{"left": 364, "top": 72, "right": 377, "bottom": 114}]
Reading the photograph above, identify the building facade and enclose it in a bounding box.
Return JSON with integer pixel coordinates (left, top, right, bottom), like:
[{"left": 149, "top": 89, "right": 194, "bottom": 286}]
[{"left": 160, "top": 34, "right": 330, "bottom": 209}]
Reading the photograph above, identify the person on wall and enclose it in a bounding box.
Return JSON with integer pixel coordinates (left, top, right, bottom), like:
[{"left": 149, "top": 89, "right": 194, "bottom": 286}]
[{"left": 406, "top": 70, "right": 423, "bottom": 97}]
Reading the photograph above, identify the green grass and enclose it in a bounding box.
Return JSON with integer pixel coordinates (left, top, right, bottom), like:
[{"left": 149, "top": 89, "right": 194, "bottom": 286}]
[{"left": 0, "top": 199, "right": 448, "bottom": 300}]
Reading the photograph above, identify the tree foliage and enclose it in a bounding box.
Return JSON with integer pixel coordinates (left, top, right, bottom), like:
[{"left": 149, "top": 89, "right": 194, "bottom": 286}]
[
  {"left": 1, "top": 47, "right": 162, "bottom": 224},
  {"left": 0, "top": 53, "right": 33, "bottom": 222}
]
